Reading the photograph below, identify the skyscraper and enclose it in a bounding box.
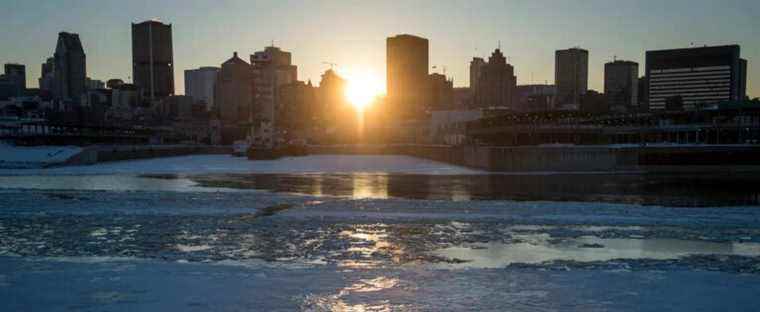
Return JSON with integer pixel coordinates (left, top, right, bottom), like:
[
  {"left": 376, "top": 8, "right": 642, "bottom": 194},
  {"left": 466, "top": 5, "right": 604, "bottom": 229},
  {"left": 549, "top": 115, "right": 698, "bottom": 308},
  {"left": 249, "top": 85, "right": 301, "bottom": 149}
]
[
  {"left": 53, "top": 32, "right": 87, "bottom": 102},
  {"left": 474, "top": 49, "right": 517, "bottom": 109},
  {"left": 132, "top": 20, "right": 174, "bottom": 101},
  {"left": 469, "top": 57, "right": 486, "bottom": 93},
  {"left": 604, "top": 60, "right": 639, "bottom": 112},
  {"left": 646, "top": 45, "right": 747, "bottom": 110},
  {"left": 555, "top": 47, "right": 589, "bottom": 109},
  {"left": 387, "top": 34, "right": 429, "bottom": 119},
  {"left": 39, "top": 57, "right": 55, "bottom": 92},
  {"left": 251, "top": 46, "right": 297, "bottom": 126},
  {"left": 3, "top": 63, "right": 26, "bottom": 97},
  {"left": 185, "top": 67, "right": 220, "bottom": 111}
]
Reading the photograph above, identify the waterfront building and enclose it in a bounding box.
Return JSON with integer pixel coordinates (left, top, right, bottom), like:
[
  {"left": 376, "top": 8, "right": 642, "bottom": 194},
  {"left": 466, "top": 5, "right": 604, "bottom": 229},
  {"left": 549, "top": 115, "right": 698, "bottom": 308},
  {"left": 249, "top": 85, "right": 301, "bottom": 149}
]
[
  {"left": 53, "top": 32, "right": 87, "bottom": 103},
  {"left": 646, "top": 45, "right": 747, "bottom": 110},
  {"left": 251, "top": 46, "right": 297, "bottom": 130},
  {"left": 429, "top": 73, "right": 454, "bottom": 111}
]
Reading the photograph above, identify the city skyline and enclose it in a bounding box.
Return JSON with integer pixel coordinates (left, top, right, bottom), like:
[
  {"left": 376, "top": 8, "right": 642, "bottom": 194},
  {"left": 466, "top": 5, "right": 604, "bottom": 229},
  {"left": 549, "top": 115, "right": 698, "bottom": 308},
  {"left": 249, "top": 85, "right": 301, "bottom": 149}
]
[{"left": 1, "top": 0, "right": 758, "bottom": 97}]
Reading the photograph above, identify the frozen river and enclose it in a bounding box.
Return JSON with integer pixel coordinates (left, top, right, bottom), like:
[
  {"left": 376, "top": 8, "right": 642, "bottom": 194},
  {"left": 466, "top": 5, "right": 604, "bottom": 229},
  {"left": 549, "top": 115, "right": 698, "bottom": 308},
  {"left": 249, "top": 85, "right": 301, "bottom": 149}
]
[{"left": 1, "top": 155, "right": 760, "bottom": 311}]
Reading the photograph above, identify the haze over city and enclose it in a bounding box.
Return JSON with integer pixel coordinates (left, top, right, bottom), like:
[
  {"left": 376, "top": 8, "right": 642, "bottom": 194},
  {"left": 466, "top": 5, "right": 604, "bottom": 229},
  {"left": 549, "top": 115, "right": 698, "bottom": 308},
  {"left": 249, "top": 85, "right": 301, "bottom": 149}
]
[{"left": 1, "top": 0, "right": 758, "bottom": 97}]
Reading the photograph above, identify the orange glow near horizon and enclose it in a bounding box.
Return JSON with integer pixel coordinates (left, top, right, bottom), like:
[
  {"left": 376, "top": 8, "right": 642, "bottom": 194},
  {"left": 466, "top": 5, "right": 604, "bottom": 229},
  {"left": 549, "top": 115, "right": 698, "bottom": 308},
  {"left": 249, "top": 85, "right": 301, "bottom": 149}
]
[{"left": 343, "top": 69, "right": 384, "bottom": 112}]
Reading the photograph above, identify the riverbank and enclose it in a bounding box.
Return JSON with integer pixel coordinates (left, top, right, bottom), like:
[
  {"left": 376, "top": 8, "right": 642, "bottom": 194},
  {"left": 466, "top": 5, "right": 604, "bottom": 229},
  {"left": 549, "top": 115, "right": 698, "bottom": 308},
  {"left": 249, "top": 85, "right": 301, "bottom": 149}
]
[{"left": 0, "top": 144, "right": 231, "bottom": 169}]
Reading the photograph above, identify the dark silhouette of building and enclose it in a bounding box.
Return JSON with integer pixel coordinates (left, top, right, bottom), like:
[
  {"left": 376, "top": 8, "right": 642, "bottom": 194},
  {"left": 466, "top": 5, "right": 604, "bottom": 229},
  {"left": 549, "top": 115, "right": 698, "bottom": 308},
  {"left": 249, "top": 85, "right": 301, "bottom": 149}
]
[
  {"left": 638, "top": 76, "right": 648, "bottom": 112},
  {"left": 429, "top": 73, "right": 454, "bottom": 111},
  {"left": 452, "top": 87, "right": 473, "bottom": 110},
  {"left": 387, "top": 34, "right": 429, "bottom": 119},
  {"left": 106, "top": 79, "right": 125, "bottom": 90},
  {"left": 53, "top": 32, "right": 87, "bottom": 103},
  {"left": 514, "top": 84, "right": 556, "bottom": 112},
  {"left": 604, "top": 60, "right": 639, "bottom": 112},
  {"left": 474, "top": 49, "right": 516, "bottom": 109},
  {"left": 469, "top": 57, "right": 486, "bottom": 93},
  {"left": 185, "top": 66, "right": 219, "bottom": 111},
  {"left": 251, "top": 46, "right": 297, "bottom": 128},
  {"left": 646, "top": 45, "right": 748, "bottom": 110},
  {"left": 555, "top": 47, "right": 588, "bottom": 110},
  {"left": 3, "top": 64, "right": 26, "bottom": 97},
  {"left": 132, "top": 20, "right": 174, "bottom": 101},
  {"left": 277, "top": 80, "right": 317, "bottom": 135},
  {"left": 214, "top": 52, "right": 254, "bottom": 144},
  {"left": 39, "top": 57, "right": 55, "bottom": 92},
  {"left": 215, "top": 52, "right": 253, "bottom": 125}
]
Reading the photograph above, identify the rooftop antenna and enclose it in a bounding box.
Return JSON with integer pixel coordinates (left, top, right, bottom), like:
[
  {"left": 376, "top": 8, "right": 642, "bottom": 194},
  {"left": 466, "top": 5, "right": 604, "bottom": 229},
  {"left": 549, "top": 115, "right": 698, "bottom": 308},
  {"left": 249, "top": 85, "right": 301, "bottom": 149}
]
[{"left": 498, "top": 40, "right": 502, "bottom": 50}]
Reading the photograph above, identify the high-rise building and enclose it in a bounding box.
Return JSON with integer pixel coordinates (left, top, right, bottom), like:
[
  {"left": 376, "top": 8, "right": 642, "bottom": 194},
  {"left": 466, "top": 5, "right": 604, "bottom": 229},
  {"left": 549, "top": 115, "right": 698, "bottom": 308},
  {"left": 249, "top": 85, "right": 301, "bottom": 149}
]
[
  {"left": 474, "top": 49, "right": 517, "bottom": 109},
  {"left": 251, "top": 46, "right": 298, "bottom": 127},
  {"left": 185, "top": 67, "right": 219, "bottom": 111},
  {"left": 132, "top": 20, "right": 174, "bottom": 101},
  {"left": 555, "top": 47, "right": 588, "bottom": 109},
  {"left": 3, "top": 63, "right": 26, "bottom": 97},
  {"left": 39, "top": 57, "right": 55, "bottom": 92},
  {"left": 387, "top": 34, "right": 429, "bottom": 119},
  {"left": 469, "top": 57, "right": 486, "bottom": 92},
  {"left": 646, "top": 45, "right": 748, "bottom": 110},
  {"left": 604, "top": 60, "right": 639, "bottom": 112},
  {"left": 53, "top": 32, "right": 87, "bottom": 102}
]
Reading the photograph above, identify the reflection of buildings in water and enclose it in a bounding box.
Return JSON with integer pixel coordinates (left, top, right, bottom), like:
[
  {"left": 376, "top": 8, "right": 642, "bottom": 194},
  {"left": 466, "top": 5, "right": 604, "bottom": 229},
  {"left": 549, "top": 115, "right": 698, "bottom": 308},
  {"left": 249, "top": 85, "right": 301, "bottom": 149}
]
[{"left": 351, "top": 173, "right": 389, "bottom": 199}]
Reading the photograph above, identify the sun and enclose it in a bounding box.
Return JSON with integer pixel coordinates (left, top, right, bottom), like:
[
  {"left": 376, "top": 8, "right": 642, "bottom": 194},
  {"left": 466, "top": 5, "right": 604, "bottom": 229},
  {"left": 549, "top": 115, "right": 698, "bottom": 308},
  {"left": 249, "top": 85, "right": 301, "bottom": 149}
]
[{"left": 344, "top": 70, "right": 383, "bottom": 111}]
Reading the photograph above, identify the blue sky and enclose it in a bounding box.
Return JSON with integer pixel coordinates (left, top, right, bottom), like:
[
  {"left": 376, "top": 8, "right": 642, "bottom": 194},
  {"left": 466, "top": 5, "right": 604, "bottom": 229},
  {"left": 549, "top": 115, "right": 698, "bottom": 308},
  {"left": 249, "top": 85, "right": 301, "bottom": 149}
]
[{"left": 1, "top": 0, "right": 758, "bottom": 97}]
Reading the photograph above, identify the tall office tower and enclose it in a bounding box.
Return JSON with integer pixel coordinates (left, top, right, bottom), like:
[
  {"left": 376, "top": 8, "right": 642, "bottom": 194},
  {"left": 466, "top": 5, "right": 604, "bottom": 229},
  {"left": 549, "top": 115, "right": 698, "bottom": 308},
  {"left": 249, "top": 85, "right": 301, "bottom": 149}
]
[
  {"left": 3, "top": 63, "right": 26, "bottom": 96},
  {"left": 387, "top": 34, "right": 429, "bottom": 119},
  {"left": 185, "top": 66, "right": 220, "bottom": 110},
  {"left": 53, "top": 32, "right": 87, "bottom": 102},
  {"left": 132, "top": 20, "right": 174, "bottom": 101},
  {"left": 469, "top": 57, "right": 486, "bottom": 93},
  {"left": 251, "top": 46, "right": 298, "bottom": 127},
  {"left": 646, "top": 45, "right": 747, "bottom": 110},
  {"left": 39, "top": 57, "right": 55, "bottom": 92},
  {"left": 555, "top": 47, "right": 589, "bottom": 109},
  {"left": 474, "top": 48, "right": 517, "bottom": 109},
  {"left": 604, "top": 60, "right": 639, "bottom": 112}
]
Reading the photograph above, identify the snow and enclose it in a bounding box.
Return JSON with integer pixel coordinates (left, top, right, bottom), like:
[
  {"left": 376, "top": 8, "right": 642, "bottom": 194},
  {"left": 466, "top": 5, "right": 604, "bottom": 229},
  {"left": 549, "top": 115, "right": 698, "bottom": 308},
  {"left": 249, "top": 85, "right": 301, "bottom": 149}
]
[
  {"left": 0, "top": 144, "right": 82, "bottom": 169},
  {"left": 0, "top": 154, "right": 482, "bottom": 176}
]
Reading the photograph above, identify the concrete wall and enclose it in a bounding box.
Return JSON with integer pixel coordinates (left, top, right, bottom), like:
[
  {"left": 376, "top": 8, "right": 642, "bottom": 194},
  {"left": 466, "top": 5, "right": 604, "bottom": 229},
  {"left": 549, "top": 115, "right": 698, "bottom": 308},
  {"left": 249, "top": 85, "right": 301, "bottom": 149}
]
[
  {"left": 67, "top": 145, "right": 232, "bottom": 166},
  {"left": 307, "top": 144, "right": 760, "bottom": 172}
]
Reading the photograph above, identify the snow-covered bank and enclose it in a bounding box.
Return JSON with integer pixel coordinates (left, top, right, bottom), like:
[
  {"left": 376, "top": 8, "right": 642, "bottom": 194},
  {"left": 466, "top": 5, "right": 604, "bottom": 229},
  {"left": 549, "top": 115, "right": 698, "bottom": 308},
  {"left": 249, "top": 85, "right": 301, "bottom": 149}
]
[
  {"left": 0, "top": 144, "right": 82, "bottom": 169},
  {"left": 0, "top": 154, "right": 482, "bottom": 176}
]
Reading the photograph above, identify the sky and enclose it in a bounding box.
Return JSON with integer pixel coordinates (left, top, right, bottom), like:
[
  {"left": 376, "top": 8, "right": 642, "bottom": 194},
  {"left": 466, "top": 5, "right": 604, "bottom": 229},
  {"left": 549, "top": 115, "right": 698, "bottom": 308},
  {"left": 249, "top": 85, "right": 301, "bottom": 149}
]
[{"left": 1, "top": 0, "right": 759, "bottom": 98}]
